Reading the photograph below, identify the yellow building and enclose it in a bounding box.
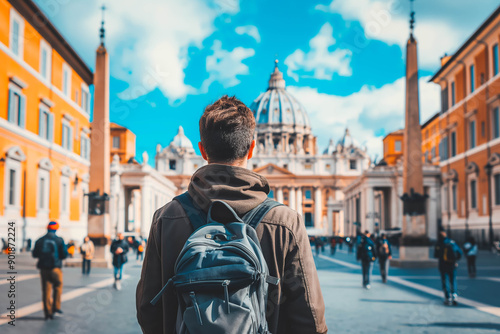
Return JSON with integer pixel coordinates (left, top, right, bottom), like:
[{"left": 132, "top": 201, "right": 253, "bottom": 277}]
[
  {"left": 0, "top": 0, "right": 93, "bottom": 246},
  {"left": 110, "top": 123, "right": 136, "bottom": 164}
]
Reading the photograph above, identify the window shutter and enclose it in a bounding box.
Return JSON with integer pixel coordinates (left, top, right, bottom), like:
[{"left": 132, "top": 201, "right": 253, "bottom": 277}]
[
  {"left": 7, "top": 90, "right": 15, "bottom": 122},
  {"left": 69, "top": 126, "right": 73, "bottom": 152},
  {"left": 48, "top": 113, "right": 54, "bottom": 142},
  {"left": 39, "top": 108, "right": 44, "bottom": 138},
  {"left": 19, "top": 95, "right": 26, "bottom": 128}
]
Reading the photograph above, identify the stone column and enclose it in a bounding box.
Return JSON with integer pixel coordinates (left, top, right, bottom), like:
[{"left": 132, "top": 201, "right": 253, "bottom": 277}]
[
  {"left": 314, "top": 187, "right": 322, "bottom": 228},
  {"left": 277, "top": 187, "right": 284, "bottom": 203},
  {"left": 296, "top": 187, "right": 303, "bottom": 216},
  {"left": 289, "top": 187, "right": 296, "bottom": 210},
  {"left": 366, "top": 186, "right": 375, "bottom": 233}
]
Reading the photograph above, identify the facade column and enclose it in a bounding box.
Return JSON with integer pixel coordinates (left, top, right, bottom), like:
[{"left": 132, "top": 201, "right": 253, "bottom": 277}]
[
  {"left": 289, "top": 187, "right": 296, "bottom": 210},
  {"left": 314, "top": 187, "right": 322, "bottom": 229},
  {"left": 277, "top": 187, "right": 284, "bottom": 203},
  {"left": 366, "top": 186, "right": 375, "bottom": 233},
  {"left": 296, "top": 187, "right": 303, "bottom": 216}
]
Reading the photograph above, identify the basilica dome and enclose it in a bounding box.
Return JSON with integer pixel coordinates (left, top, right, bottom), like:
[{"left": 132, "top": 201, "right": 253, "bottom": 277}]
[
  {"left": 250, "top": 60, "right": 311, "bottom": 129},
  {"left": 169, "top": 126, "right": 195, "bottom": 153}
]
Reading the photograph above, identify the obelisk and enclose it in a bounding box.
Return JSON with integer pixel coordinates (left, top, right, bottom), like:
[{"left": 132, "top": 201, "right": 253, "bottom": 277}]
[
  {"left": 398, "top": 1, "right": 431, "bottom": 265},
  {"left": 88, "top": 6, "right": 111, "bottom": 267}
]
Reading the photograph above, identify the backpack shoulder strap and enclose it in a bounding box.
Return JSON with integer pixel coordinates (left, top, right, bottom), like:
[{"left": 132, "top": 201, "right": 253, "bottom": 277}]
[
  {"left": 242, "top": 198, "right": 283, "bottom": 229},
  {"left": 174, "top": 192, "right": 207, "bottom": 231}
]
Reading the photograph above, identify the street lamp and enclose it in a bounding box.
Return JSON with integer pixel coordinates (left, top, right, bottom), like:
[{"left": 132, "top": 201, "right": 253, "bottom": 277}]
[{"left": 485, "top": 162, "right": 494, "bottom": 248}]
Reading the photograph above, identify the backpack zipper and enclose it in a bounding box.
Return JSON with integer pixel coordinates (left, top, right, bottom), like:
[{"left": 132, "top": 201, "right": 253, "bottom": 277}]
[
  {"left": 222, "top": 280, "right": 230, "bottom": 313},
  {"left": 189, "top": 292, "right": 203, "bottom": 326}
]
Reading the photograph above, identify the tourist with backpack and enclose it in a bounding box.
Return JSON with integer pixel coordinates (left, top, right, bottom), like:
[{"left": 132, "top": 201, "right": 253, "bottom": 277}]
[
  {"left": 32, "top": 221, "right": 68, "bottom": 320},
  {"left": 434, "top": 231, "right": 463, "bottom": 305},
  {"left": 136, "top": 96, "right": 327, "bottom": 334},
  {"left": 463, "top": 236, "right": 478, "bottom": 278},
  {"left": 376, "top": 234, "right": 392, "bottom": 283},
  {"left": 357, "top": 230, "right": 377, "bottom": 289},
  {"left": 110, "top": 233, "right": 129, "bottom": 290}
]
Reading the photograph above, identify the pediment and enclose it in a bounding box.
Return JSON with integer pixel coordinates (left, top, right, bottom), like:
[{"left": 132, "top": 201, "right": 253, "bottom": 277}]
[
  {"left": 254, "top": 163, "right": 295, "bottom": 176},
  {"left": 5, "top": 146, "right": 26, "bottom": 162},
  {"left": 38, "top": 158, "right": 54, "bottom": 171}
]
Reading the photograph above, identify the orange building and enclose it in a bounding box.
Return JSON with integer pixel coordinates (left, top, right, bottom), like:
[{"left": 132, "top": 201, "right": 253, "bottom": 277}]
[
  {"left": 0, "top": 0, "right": 93, "bottom": 246},
  {"left": 431, "top": 5, "right": 500, "bottom": 244},
  {"left": 382, "top": 112, "right": 441, "bottom": 166},
  {"left": 110, "top": 122, "right": 136, "bottom": 164}
]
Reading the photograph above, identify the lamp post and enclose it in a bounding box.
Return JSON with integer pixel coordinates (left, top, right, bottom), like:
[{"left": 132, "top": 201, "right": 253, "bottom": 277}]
[{"left": 485, "top": 162, "right": 494, "bottom": 247}]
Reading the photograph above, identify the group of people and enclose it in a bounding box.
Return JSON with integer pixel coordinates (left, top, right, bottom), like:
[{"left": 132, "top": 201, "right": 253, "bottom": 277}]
[
  {"left": 356, "top": 231, "right": 393, "bottom": 289},
  {"left": 30, "top": 222, "right": 138, "bottom": 319}
]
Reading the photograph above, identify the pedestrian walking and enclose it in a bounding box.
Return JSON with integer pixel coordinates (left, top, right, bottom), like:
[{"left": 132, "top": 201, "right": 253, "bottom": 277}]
[
  {"left": 80, "top": 236, "right": 95, "bottom": 275},
  {"left": 357, "top": 230, "right": 377, "bottom": 289},
  {"left": 376, "top": 234, "right": 392, "bottom": 283},
  {"left": 136, "top": 96, "right": 327, "bottom": 334},
  {"left": 463, "top": 236, "right": 477, "bottom": 278},
  {"left": 32, "top": 221, "right": 68, "bottom": 320},
  {"left": 330, "top": 237, "right": 337, "bottom": 255},
  {"left": 314, "top": 237, "right": 321, "bottom": 256},
  {"left": 110, "top": 233, "right": 129, "bottom": 290},
  {"left": 136, "top": 238, "right": 145, "bottom": 262},
  {"left": 347, "top": 237, "right": 353, "bottom": 253},
  {"left": 434, "top": 231, "right": 463, "bottom": 305}
]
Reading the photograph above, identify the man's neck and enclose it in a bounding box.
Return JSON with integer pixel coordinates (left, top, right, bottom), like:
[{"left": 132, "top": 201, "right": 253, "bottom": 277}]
[{"left": 208, "top": 159, "right": 247, "bottom": 168}]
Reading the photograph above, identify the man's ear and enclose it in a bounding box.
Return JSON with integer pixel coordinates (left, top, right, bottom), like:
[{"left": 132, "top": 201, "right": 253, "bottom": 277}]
[
  {"left": 247, "top": 140, "right": 256, "bottom": 160},
  {"left": 199, "top": 142, "right": 208, "bottom": 161}
]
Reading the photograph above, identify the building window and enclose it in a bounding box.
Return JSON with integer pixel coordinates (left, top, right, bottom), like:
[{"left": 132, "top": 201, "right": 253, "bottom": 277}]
[
  {"left": 495, "top": 174, "right": 500, "bottom": 206},
  {"left": 470, "top": 179, "right": 477, "bottom": 209},
  {"left": 304, "top": 212, "right": 313, "bottom": 227},
  {"left": 169, "top": 159, "right": 176, "bottom": 170},
  {"left": 494, "top": 107, "right": 500, "bottom": 139},
  {"left": 8, "top": 169, "right": 16, "bottom": 206},
  {"left": 9, "top": 9, "right": 23, "bottom": 57},
  {"left": 252, "top": 164, "right": 257, "bottom": 170},
  {"left": 81, "top": 135, "right": 90, "bottom": 160},
  {"left": 61, "top": 181, "right": 68, "bottom": 213},
  {"left": 7, "top": 86, "right": 26, "bottom": 128},
  {"left": 452, "top": 184, "right": 457, "bottom": 211},
  {"left": 451, "top": 131, "right": 457, "bottom": 157},
  {"left": 38, "top": 177, "right": 45, "bottom": 209},
  {"left": 81, "top": 85, "right": 90, "bottom": 113},
  {"left": 38, "top": 106, "right": 53, "bottom": 141},
  {"left": 494, "top": 44, "right": 499, "bottom": 77},
  {"left": 451, "top": 81, "right": 456, "bottom": 106},
  {"left": 439, "top": 136, "right": 449, "bottom": 160},
  {"left": 304, "top": 163, "right": 312, "bottom": 170},
  {"left": 62, "top": 121, "right": 73, "bottom": 151},
  {"left": 349, "top": 159, "right": 357, "bottom": 170},
  {"left": 62, "top": 63, "right": 71, "bottom": 97},
  {"left": 394, "top": 140, "right": 402, "bottom": 152},
  {"left": 431, "top": 146, "right": 436, "bottom": 159},
  {"left": 305, "top": 189, "right": 312, "bottom": 199},
  {"left": 470, "top": 64, "right": 475, "bottom": 93},
  {"left": 112, "top": 136, "right": 120, "bottom": 149},
  {"left": 40, "top": 40, "right": 52, "bottom": 82},
  {"left": 469, "top": 120, "right": 476, "bottom": 149}
]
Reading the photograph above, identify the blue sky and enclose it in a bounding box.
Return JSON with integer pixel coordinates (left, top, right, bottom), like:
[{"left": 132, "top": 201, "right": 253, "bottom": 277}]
[{"left": 35, "top": 0, "right": 500, "bottom": 164}]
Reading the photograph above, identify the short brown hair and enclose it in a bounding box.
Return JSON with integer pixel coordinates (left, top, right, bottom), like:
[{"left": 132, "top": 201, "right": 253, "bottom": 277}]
[{"left": 199, "top": 95, "right": 256, "bottom": 163}]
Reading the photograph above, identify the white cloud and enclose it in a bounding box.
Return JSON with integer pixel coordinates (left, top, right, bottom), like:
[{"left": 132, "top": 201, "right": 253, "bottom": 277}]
[
  {"left": 235, "top": 25, "right": 261, "bottom": 42},
  {"left": 34, "top": 0, "right": 241, "bottom": 104},
  {"left": 317, "top": 0, "right": 499, "bottom": 69},
  {"left": 202, "top": 40, "right": 255, "bottom": 90},
  {"left": 288, "top": 76, "right": 440, "bottom": 158},
  {"left": 284, "top": 23, "right": 352, "bottom": 81}
]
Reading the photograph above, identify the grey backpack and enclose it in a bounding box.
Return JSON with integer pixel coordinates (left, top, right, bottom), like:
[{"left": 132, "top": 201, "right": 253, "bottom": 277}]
[{"left": 151, "top": 192, "right": 282, "bottom": 334}]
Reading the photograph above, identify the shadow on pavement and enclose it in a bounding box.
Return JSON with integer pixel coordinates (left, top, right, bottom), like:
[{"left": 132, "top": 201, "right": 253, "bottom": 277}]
[{"left": 407, "top": 322, "right": 500, "bottom": 330}]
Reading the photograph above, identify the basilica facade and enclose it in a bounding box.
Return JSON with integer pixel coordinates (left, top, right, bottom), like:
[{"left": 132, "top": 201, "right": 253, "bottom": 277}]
[{"left": 156, "top": 62, "right": 370, "bottom": 236}]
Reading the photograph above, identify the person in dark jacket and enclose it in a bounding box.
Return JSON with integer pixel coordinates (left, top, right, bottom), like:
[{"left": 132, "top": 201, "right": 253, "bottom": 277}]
[
  {"left": 110, "top": 233, "right": 129, "bottom": 290},
  {"left": 463, "top": 236, "right": 478, "bottom": 278},
  {"left": 434, "top": 231, "right": 463, "bottom": 305},
  {"left": 32, "top": 221, "right": 68, "bottom": 320},
  {"left": 357, "top": 230, "right": 377, "bottom": 289},
  {"left": 376, "top": 234, "right": 392, "bottom": 283},
  {"left": 136, "top": 96, "right": 327, "bottom": 334}
]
